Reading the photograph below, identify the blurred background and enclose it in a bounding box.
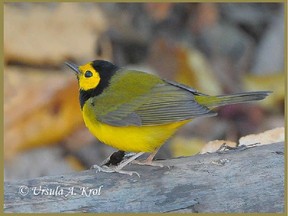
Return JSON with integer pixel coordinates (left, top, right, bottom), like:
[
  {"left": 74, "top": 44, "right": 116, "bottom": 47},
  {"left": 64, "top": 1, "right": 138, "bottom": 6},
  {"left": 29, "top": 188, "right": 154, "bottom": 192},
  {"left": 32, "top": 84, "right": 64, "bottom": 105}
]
[{"left": 4, "top": 2, "right": 285, "bottom": 180}]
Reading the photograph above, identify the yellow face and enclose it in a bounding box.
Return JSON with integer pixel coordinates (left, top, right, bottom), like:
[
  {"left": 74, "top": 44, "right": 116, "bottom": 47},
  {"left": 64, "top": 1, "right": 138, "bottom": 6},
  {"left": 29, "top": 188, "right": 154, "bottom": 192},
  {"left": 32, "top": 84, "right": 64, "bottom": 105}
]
[{"left": 77, "top": 62, "right": 100, "bottom": 91}]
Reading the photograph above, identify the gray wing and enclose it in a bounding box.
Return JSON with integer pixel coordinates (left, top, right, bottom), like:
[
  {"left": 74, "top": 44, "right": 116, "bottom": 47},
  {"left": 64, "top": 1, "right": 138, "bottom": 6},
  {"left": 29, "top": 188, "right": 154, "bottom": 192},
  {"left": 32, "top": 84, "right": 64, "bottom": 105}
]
[{"left": 97, "top": 82, "right": 216, "bottom": 126}]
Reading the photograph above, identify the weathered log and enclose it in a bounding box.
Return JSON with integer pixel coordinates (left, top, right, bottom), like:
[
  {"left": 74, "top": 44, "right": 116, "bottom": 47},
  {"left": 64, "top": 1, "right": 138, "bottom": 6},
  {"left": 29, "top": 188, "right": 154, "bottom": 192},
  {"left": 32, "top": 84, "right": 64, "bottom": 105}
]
[{"left": 4, "top": 142, "right": 284, "bottom": 213}]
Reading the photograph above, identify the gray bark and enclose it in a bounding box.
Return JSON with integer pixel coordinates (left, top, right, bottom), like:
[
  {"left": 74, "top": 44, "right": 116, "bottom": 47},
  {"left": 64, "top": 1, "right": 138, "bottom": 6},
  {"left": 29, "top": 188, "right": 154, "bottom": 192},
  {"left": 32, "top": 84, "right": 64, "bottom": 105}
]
[{"left": 4, "top": 142, "right": 284, "bottom": 213}]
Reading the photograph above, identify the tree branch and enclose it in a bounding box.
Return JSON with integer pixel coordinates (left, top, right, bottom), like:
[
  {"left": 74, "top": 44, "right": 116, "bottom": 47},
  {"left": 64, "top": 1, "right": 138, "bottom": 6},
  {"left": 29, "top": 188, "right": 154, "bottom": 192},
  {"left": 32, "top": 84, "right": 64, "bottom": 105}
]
[{"left": 4, "top": 142, "right": 284, "bottom": 213}]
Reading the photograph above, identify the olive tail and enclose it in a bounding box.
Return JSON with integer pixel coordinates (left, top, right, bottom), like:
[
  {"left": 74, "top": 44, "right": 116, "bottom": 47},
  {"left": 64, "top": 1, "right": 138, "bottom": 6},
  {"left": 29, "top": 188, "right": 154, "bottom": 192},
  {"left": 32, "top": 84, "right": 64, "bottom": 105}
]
[{"left": 195, "top": 91, "right": 272, "bottom": 108}]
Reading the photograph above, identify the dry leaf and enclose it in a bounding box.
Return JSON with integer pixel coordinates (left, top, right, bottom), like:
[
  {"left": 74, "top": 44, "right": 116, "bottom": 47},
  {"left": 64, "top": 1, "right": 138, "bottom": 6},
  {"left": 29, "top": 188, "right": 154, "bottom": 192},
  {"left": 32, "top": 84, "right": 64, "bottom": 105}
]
[
  {"left": 239, "top": 127, "right": 284, "bottom": 146},
  {"left": 4, "top": 66, "right": 83, "bottom": 159},
  {"left": 149, "top": 40, "right": 222, "bottom": 95},
  {"left": 175, "top": 46, "right": 222, "bottom": 95},
  {"left": 4, "top": 3, "right": 107, "bottom": 65}
]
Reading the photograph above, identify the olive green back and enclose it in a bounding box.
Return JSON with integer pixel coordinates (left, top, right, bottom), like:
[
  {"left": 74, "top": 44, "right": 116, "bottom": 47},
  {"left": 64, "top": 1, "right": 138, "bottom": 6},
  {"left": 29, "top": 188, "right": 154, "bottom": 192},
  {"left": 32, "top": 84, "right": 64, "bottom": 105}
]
[{"left": 88, "top": 70, "right": 214, "bottom": 126}]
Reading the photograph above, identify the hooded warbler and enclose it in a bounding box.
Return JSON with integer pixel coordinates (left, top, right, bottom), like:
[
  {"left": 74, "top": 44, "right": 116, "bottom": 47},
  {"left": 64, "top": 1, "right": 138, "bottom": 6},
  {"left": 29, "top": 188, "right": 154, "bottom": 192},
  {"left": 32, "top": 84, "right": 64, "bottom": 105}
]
[{"left": 66, "top": 60, "right": 271, "bottom": 176}]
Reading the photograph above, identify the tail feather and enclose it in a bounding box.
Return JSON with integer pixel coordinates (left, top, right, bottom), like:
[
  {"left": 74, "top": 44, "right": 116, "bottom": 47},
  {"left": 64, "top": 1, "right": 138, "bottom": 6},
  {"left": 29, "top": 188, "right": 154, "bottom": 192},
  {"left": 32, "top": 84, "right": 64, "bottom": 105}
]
[{"left": 195, "top": 91, "right": 272, "bottom": 108}]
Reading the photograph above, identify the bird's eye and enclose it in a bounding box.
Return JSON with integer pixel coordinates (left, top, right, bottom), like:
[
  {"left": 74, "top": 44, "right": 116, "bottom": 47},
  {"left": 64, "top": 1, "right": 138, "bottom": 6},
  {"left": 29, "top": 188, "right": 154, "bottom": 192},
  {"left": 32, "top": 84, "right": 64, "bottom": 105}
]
[{"left": 85, "top": 70, "right": 93, "bottom": 78}]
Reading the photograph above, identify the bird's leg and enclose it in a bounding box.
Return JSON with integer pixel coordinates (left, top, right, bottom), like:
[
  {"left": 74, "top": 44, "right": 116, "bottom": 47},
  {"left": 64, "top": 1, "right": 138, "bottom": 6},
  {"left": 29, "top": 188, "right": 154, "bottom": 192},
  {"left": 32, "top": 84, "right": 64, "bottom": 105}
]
[
  {"left": 98, "top": 151, "right": 138, "bottom": 167},
  {"left": 132, "top": 147, "right": 164, "bottom": 167},
  {"left": 115, "top": 152, "right": 144, "bottom": 170},
  {"left": 99, "top": 150, "right": 126, "bottom": 166},
  {"left": 92, "top": 152, "right": 145, "bottom": 177}
]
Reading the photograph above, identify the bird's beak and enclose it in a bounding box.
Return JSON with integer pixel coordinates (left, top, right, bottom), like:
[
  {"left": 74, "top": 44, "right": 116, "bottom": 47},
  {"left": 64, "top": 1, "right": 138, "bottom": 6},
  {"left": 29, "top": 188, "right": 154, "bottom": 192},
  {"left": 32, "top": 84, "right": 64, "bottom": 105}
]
[{"left": 65, "top": 62, "right": 80, "bottom": 75}]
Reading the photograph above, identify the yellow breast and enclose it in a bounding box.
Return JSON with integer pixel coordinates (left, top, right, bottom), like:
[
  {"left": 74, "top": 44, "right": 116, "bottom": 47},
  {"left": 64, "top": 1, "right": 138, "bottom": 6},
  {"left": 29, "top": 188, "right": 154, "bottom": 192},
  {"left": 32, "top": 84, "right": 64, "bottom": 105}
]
[{"left": 82, "top": 103, "right": 190, "bottom": 152}]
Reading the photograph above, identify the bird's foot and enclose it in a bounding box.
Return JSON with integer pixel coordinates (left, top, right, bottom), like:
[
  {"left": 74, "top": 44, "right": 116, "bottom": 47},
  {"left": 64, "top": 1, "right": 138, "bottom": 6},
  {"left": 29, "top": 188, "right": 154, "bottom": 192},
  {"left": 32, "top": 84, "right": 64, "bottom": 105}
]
[
  {"left": 91, "top": 152, "right": 145, "bottom": 177},
  {"left": 132, "top": 159, "right": 167, "bottom": 168},
  {"left": 91, "top": 164, "right": 140, "bottom": 177},
  {"left": 216, "top": 142, "right": 261, "bottom": 154}
]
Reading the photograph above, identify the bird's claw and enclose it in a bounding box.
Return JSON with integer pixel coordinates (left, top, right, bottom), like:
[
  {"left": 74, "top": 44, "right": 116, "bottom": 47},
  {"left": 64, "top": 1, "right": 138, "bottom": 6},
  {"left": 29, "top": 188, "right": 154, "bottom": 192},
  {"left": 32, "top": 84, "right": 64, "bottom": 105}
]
[
  {"left": 132, "top": 160, "right": 170, "bottom": 169},
  {"left": 91, "top": 164, "right": 140, "bottom": 177}
]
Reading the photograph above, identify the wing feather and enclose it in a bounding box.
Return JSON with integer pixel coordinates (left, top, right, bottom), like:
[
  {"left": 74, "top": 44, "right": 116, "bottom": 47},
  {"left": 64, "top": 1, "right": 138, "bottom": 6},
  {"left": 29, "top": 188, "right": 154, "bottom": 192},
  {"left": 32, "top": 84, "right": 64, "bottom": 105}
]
[
  {"left": 95, "top": 81, "right": 215, "bottom": 126},
  {"left": 88, "top": 70, "right": 215, "bottom": 126}
]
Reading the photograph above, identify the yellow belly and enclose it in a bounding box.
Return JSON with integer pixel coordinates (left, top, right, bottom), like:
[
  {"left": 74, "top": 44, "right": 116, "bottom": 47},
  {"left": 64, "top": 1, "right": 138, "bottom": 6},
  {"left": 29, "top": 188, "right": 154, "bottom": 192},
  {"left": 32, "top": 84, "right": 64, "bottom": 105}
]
[{"left": 82, "top": 105, "right": 190, "bottom": 152}]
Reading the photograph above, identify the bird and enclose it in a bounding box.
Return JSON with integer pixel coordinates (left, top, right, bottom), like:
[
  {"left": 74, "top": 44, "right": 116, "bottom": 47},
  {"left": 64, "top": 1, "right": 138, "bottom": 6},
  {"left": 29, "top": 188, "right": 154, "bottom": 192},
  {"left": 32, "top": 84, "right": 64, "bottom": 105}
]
[{"left": 65, "top": 59, "right": 271, "bottom": 176}]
